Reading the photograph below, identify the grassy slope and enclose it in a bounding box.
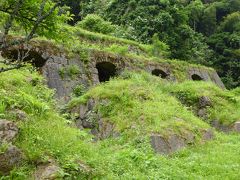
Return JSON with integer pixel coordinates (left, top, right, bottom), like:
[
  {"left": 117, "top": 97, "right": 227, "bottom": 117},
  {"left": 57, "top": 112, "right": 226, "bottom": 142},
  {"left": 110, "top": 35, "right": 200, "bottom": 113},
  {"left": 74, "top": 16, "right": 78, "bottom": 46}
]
[
  {"left": 68, "top": 72, "right": 240, "bottom": 179},
  {"left": 0, "top": 67, "right": 96, "bottom": 179},
  {"left": 0, "top": 25, "right": 240, "bottom": 178},
  {"left": 163, "top": 81, "right": 240, "bottom": 125},
  {"left": 69, "top": 72, "right": 209, "bottom": 136},
  {"left": 1, "top": 66, "right": 239, "bottom": 179}
]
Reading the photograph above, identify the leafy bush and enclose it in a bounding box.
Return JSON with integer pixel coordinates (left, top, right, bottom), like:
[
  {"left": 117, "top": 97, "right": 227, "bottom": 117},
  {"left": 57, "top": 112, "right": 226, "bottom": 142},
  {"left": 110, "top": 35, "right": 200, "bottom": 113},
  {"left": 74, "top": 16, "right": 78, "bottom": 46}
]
[
  {"left": 67, "top": 65, "right": 80, "bottom": 79},
  {"left": 58, "top": 65, "right": 80, "bottom": 79},
  {"left": 148, "top": 34, "right": 170, "bottom": 58},
  {"left": 73, "top": 84, "right": 86, "bottom": 97},
  {"left": 76, "top": 14, "right": 116, "bottom": 35},
  {"left": 58, "top": 67, "right": 65, "bottom": 79},
  {"left": 220, "top": 12, "right": 240, "bottom": 33}
]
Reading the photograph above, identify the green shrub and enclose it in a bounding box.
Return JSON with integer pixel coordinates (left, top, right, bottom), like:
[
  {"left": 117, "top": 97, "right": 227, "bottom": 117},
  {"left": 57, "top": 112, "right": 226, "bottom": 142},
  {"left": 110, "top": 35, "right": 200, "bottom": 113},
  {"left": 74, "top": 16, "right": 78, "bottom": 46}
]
[
  {"left": 79, "top": 48, "right": 89, "bottom": 63},
  {"left": 58, "top": 65, "right": 81, "bottom": 79},
  {"left": 73, "top": 84, "right": 86, "bottom": 97},
  {"left": 58, "top": 67, "right": 65, "bottom": 79},
  {"left": 67, "top": 65, "right": 80, "bottom": 79},
  {"left": 232, "top": 87, "right": 240, "bottom": 96},
  {"left": 76, "top": 14, "right": 116, "bottom": 35},
  {"left": 148, "top": 34, "right": 170, "bottom": 58}
]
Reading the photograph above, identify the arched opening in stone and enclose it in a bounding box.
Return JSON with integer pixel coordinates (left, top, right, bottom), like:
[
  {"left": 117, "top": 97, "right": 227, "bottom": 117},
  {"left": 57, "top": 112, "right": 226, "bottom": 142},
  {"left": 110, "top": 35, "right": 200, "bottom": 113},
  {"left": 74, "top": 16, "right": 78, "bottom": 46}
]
[
  {"left": 2, "top": 49, "right": 47, "bottom": 68},
  {"left": 152, "top": 69, "right": 168, "bottom": 79},
  {"left": 191, "top": 74, "right": 203, "bottom": 81},
  {"left": 96, "top": 62, "right": 117, "bottom": 82}
]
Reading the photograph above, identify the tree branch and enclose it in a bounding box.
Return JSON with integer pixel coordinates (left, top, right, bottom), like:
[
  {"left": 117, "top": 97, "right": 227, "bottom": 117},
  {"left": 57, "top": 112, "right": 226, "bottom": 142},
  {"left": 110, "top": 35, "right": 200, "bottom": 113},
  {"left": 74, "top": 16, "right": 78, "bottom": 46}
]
[
  {"left": 0, "top": 0, "right": 63, "bottom": 73},
  {"left": 25, "top": 1, "right": 61, "bottom": 42},
  {"left": 0, "top": 8, "right": 36, "bottom": 23},
  {"left": 0, "top": 63, "right": 25, "bottom": 73},
  {"left": 0, "top": 1, "right": 61, "bottom": 50},
  {"left": 2, "top": 0, "right": 24, "bottom": 43}
]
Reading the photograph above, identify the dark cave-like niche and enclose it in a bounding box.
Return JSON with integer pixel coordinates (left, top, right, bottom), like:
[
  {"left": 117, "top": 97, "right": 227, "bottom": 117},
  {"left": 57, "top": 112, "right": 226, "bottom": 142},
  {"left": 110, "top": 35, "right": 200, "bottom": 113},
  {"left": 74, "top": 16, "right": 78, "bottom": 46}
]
[
  {"left": 191, "top": 74, "right": 204, "bottom": 81},
  {"left": 2, "top": 49, "right": 47, "bottom": 68},
  {"left": 152, "top": 69, "right": 168, "bottom": 79},
  {"left": 96, "top": 62, "right": 117, "bottom": 82}
]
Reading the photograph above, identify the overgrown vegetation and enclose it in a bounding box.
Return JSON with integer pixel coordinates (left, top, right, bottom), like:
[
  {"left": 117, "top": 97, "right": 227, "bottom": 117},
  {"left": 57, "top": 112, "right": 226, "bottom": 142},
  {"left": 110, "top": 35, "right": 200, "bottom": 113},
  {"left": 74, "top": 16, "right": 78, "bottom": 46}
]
[
  {"left": 76, "top": 14, "right": 117, "bottom": 35},
  {"left": 162, "top": 81, "right": 240, "bottom": 125},
  {"left": 0, "top": 68, "right": 240, "bottom": 179},
  {"left": 0, "top": 0, "right": 240, "bottom": 179},
  {"left": 64, "top": 25, "right": 170, "bottom": 59},
  {"left": 68, "top": 72, "right": 209, "bottom": 135},
  {"left": 79, "top": 0, "right": 240, "bottom": 88},
  {"left": 0, "top": 0, "right": 71, "bottom": 73}
]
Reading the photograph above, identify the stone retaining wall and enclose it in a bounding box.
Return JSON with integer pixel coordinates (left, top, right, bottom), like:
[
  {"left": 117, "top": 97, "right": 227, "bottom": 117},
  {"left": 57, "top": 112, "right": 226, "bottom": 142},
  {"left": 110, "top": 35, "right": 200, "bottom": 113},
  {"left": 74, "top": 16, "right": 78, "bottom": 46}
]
[{"left": 2, "top": 41, "right": 225, "bottom": 102}]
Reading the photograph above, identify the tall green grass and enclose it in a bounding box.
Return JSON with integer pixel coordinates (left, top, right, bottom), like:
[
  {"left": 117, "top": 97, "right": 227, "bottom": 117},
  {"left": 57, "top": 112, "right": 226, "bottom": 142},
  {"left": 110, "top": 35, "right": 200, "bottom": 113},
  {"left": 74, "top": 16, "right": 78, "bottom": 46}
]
[{"left": 1, "top": 68, "right": 240, "bottom": 179}]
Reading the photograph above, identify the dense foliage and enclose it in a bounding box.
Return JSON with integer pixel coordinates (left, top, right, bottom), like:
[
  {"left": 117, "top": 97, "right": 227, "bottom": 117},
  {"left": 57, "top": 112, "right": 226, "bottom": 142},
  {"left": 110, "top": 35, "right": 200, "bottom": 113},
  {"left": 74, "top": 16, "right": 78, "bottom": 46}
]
[
  {"left": 79, "top": 0, "right": 240, "bottom": 89},
  {"left": 0, "top": 0, "right": 70, "bottom": 39},
  {"left": 1, "top": 0, "right": 239, "bottom": 88},
  {"left": 75, "top": 14, "right": 117, "bottom": 35}
]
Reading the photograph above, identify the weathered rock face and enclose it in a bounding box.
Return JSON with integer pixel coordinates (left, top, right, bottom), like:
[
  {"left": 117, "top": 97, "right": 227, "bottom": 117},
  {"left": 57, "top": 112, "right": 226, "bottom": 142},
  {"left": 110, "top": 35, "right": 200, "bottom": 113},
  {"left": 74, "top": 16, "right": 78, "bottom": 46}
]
[
  {"left": 71, "top": 99, "right": 119, "bottom": 140},
  {"left": 195, "top": 97, "right": 240, "bottom": 134},
  {"left": 42, "top": 55, "right": 90, "bottom": 103},
  {"left": 75, "top": 160, "right": 92, "bottom": 174},
  {"left": 188, "top": 67, "right": 225, "bottom": 89},
  {"left": 0, "top": 119, "right": 25, "bottom": 175},
  {"left": 197, "top": 96, "right": 212, "bottom": 120},
  {"left": 199, "top": 96, "right": 212, "bottom": 108},
  {"left": 150, "top": 129, "right": 214, "bottom": 155},
  {"left": 150, "top": 134, "right": 187, "bottom": 155},
  {"left": 93, "top": 119, "right": 120, "bottom": 140},
  {"left": 34, "top": 161, "right": 63, "bottom": 180},
  {"left": 0, "top": 145, "right": 23, "bottom": 175},
  {"left": 42, "top": 51, "right": 226, "bottom": 103},
  {"left": 9, "top": 109, "right": 27, "bottom": 121},
  {"left": 209, "top": 120, "right": 240, "bottom": 133},
  {"left": 197, "top": 108, "right": 208, "bottom": 119},
  {"left": 0, "top": 119, "right": 19, "bottom": 143},
  {"left": 210, "top": 120, "right": 233, "bottom": 133},
  {"left": 233, "top": 122, "right": 240, "bottom": 132},
  {"left": 202, "top": 129, "right": 215, "bottom": 141},
  {"left": 72, "top": 99, "right": 97, "bottom": 130}
]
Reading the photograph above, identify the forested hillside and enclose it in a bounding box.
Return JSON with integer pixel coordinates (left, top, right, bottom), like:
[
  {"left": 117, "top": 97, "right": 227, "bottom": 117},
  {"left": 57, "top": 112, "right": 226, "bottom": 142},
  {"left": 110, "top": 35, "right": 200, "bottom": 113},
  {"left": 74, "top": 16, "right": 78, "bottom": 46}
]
[
  {"left": 74, "top": 0, "right": 240, "bottom": 89},
  {"left": 0, "top": 0, "right": 240, "bottom": 179}
]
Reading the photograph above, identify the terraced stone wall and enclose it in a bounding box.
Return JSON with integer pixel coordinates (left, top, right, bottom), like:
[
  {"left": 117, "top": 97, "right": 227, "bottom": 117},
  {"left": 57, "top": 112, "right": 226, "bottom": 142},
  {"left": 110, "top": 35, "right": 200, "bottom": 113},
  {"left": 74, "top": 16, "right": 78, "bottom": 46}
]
[{"left": 2, "top": 41, "right": 225, "bottom": 102}]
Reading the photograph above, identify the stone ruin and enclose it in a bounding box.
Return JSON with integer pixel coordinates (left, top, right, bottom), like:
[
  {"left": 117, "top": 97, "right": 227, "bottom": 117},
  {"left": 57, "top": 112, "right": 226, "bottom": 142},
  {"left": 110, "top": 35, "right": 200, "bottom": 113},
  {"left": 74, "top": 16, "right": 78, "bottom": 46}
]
[
  {"left": 1, "top": 40, "right": 233, "bottom": 155},
  {"left": 2, "top": 40, "right": 225, "bottom": 103}
]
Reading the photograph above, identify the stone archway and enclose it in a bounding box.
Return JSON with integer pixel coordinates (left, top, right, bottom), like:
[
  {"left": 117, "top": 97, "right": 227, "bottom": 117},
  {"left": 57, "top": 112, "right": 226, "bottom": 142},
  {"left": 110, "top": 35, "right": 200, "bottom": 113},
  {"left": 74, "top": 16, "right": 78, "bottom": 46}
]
[
  {"left": 152, "top": 69, "right": 168, "bottom": 79},
  {"left": 96, "top": 62, "right": 117, "bottom": 82},
  {"left": 2, "top": 49, "right": 48, "bottom": 68},
  {"left": 191, "top": 74, "right": 203, "bottom": 81}
]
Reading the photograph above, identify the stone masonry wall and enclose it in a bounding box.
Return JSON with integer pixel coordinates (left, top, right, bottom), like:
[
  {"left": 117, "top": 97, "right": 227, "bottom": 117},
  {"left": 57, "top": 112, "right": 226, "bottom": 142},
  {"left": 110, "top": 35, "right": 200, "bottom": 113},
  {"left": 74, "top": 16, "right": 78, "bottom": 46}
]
[{"left": 2, "top": 41, "right": 225, "bottom": 102}]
